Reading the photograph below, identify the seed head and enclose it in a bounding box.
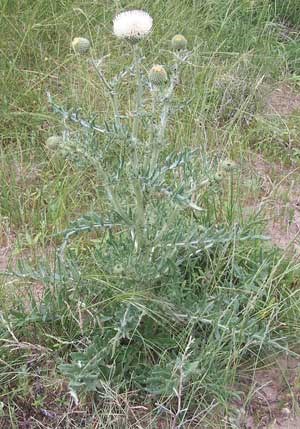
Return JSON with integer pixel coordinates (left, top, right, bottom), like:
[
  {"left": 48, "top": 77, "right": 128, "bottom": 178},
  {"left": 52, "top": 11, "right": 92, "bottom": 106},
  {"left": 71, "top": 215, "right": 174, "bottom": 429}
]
[
  {"left": 72, "top": 37, "right": 91, "bottom": 54},
  {"left": 149, "top": 65, "right": 168, "bottom": 86},
  {"left": 113, "top": 10, "right": 153, "bottom": 42},
  {"left": 171, "top": 34, "right": 187, "bottom": 51}
]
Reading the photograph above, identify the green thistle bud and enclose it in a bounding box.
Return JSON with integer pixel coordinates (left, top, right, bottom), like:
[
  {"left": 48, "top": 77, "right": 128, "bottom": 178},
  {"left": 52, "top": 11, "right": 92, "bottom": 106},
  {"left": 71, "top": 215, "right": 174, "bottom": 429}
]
[
  {"left": 219, "top": 159, "right": 237, "bottom": 173},
  {"left": 113, "top": 264, "right": 124, "bottom": 275},
  {"left": 214, "top": 171, "right": 224, "bottom": 183},
  {"left": 171, "top": 34, "right": 187, "bottom": 51},
  {"left": 72, "top": 37, "right": 91, "bottom": 54},
  {"left": 148, "top": 64, "right": 168, "bottom": 86},
  {"left": 46, "top": 136, "right": 63, "bottom": 150}
]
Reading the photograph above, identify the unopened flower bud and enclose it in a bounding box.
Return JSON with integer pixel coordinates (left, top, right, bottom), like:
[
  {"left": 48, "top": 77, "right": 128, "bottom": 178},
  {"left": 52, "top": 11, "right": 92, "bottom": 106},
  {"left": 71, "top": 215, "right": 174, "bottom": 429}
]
[
  {"left": 214, "top": 171, "right": 224, "bottom": 183},
  {"left": 219, "top": 159, "right": 237, "bottom": 172},
  {"left": 171, "top": 34, "right": 187, "bottom": 51},
  {"left": 149, "top": 64, "right": 168, "bottom": 86},
  {"left": 113, "top": 264, "right": 124, "bottom": 275},
  {"left": 72, "top": 37, "right": 91, "bottom": 54},
  {"left": 46, "top": 136, "right": 63, "bottom": 150}
]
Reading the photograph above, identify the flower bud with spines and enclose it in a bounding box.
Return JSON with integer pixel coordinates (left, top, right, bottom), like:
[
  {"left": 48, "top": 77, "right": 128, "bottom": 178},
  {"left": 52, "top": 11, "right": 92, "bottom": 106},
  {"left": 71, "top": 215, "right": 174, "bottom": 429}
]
[
  {"left": 148, "top": 65, "right": 168, "bottom": 87},
  {"left": 171, "top": 34, "right": 187, "bottom": 51},
  {"left": 113, "top": 264, "right": 124, "bottom": 275},
  {"left": 46, "top": 136, "right": 63, "bottom": 150},
  {"left": 219, "top": 159, "right": 236, "bottom": 173},
  {"left": 72, "top": 37, "right": 91, "bottom": 54},
  {"left": 213, "top": 171, "right": 224, "bottom": 183}
]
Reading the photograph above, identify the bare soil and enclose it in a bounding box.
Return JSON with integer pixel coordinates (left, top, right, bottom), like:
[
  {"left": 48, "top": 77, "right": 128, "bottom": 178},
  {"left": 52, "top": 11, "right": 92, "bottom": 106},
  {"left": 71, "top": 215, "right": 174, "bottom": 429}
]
[
  {"left": 265, "top": 84, "right": 300, "bottom": 117},
  {"left": 0, "top": 229, "right": 15, "bottom": 271},
  {"left": 245, "top": 154, "right": 300, "bottom": 254},
  {"left": 234, "top": 356, "right": 300, "bottom": 429}
]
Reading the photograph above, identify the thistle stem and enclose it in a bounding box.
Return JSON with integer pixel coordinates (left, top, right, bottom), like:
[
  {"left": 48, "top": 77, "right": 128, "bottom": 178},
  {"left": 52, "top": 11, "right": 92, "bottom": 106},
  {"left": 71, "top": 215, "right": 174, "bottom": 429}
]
[
  {"left": 88, "top": 155, "right": 128, "bottom": 223},
  {"left": 91, "top": 58, "right": 122, "bottom": 131},
  {"left": 158, "top": 59, "right": 179, "bottom": 143},
  {"left": 148, "top": 87, "right": 160, "bottom": 172},
  {"left": 132, "top": 44, "right": 143, "bottom": 163},
  {"left": 150, "top": 60, "right": 179, "bottom": 171},
  {"left": 131, "top": 44, "right": 145, "bottom": 251}
]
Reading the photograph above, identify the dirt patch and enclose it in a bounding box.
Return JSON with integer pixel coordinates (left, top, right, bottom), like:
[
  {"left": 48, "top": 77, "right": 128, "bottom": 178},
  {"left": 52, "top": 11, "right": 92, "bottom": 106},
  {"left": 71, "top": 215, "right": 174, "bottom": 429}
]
[
  {"left": 265, "top": 84, "right": 300, "bottom": 117},
  {"left": 0, "top": 228, "right": 16, "bottom": 271},
  {"left": 245, "top": 155, "right": 300, "bottom": 253},
  {"left": 0, "top": 370, "right": 85, "bottom": 429},
  {"left": 267, "top": 201, "right": 300, "bottom": 250},
  {"left": 270, "top": 417, "right": 300, "bottom": 428},
  {"left": 234, "top": 356, "right": 300, "bottom": 428},
  {"left": 240, "top": 154, "right": 300, "bottom": 418}
]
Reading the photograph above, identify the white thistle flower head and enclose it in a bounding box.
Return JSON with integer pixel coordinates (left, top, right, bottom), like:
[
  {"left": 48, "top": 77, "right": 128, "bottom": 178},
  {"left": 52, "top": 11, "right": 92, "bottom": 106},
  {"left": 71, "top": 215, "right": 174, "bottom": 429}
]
[{"left": 113, "top": 10, "right": 153, "bottom": 42}]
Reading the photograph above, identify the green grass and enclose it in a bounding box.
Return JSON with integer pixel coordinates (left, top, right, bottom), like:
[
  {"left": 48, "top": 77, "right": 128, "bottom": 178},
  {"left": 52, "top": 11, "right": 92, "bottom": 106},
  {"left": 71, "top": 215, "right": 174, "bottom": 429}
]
[{"left": 1, "top": 0, "right": 300, "bottom": 427}]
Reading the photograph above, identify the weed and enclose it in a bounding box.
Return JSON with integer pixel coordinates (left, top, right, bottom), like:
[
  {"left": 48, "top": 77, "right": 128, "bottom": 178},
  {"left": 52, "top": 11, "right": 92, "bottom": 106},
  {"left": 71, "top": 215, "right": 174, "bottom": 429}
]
[{"left": 1, "top": 1, "right": 300, "bottom": 427}]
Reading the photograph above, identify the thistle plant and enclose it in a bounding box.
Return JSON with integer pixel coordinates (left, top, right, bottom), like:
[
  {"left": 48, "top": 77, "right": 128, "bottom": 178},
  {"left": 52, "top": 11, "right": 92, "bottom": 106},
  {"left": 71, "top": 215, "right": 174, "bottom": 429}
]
[
  {"left": 6, "top": 8, "right": 293, "bottom": 424},
  {"left": 47, "top": 10, "right": 204, "bottom": 254}
]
